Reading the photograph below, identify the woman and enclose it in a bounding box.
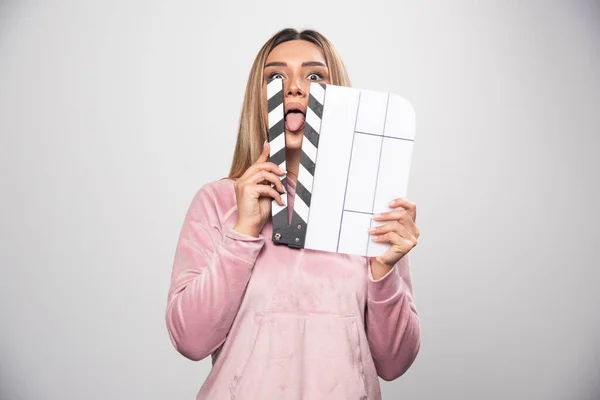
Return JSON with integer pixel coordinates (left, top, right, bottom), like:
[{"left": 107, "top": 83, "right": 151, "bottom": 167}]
[{"left": 166, "top": 28, "right": 421, "bottom": 400}]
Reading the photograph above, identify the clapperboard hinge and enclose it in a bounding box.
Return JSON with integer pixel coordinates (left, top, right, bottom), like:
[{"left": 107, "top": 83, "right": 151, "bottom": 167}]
[{"left": 266, "top": 78, "right": 326, "bottom": 248}]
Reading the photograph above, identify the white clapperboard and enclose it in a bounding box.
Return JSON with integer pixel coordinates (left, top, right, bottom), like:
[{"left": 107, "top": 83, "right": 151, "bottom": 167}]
[{"left": 267, "top": 78, "right": 416, "bottom": 257}]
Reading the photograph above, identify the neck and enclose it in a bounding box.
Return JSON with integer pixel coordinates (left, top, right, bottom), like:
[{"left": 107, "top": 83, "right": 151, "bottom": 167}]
[{"left": 285, "top": 147, "right": 300, "bottom": 184}]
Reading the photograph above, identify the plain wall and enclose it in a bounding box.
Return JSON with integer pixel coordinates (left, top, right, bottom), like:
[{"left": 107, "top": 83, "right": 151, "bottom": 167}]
[{"left": 1, "top": 1, "right": 599, "bottom": 399}]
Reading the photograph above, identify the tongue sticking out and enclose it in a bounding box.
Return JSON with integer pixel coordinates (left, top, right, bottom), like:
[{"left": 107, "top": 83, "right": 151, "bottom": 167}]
[{"left": 285, "top": 112, "right": 305, "bottom": 132}]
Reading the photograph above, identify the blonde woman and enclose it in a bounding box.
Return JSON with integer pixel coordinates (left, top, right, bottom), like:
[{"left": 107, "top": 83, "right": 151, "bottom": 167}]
[{"left": 166, "top": 28, "right": 421, "bottom": 400}]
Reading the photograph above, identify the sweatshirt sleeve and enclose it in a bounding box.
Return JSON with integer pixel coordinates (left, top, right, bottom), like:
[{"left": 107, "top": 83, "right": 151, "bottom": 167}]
[
  {"left": 365, "top": 253, "right": 421, "bottom": 381},
  {"left": 165, "top": 184, "right": 265, "bottom": 361}
]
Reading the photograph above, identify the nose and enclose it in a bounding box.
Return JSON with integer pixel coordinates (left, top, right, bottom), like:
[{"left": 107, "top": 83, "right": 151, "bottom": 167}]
[{"left": 285, "top": 75, "right": 307, "bottom": 98}]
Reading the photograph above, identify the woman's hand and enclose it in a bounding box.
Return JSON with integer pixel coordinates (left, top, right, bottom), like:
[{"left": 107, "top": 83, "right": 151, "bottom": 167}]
[
  {"left": 368, "top": 198, "right": 420, "bottom": 272},
  {"left": 233, "top": 141, "right": 287, "bottom": 238}
]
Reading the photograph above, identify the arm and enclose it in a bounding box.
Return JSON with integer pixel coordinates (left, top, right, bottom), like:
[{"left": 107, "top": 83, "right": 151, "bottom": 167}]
[
  {"left": 365, "top": 253, "right": 421, "bottom": 381},
  {"left": 165, "top": 184, "right": 265, "bottom": 361}
]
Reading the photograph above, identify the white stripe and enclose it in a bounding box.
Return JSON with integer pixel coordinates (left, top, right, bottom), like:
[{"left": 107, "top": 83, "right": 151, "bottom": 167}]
[
  {"left": 297, "top": 162, "right": 313, "bottom": 193},
  {"left": 305, "top": 107, "right": 321, "bottom": 135},
  {"left": 272, "top": 201, "right": 286, "bottom": 217},
  {"left": 302, "top": 134, "right": 317, "bottom": 162},
  {"left": 293, "top": 195, "right": 310, "bottom": 223},
  {"left": 310, "top": 83, "right": 325, "bottom": 105},
  {"left": 270, "top": 131, "right": 286, "bottom": 156},
  {"left": 268, "top": 103, "right": 284, "bottom": 129},
  {"left": 267, "top": 79, "right": 282, "bottom": 100}
]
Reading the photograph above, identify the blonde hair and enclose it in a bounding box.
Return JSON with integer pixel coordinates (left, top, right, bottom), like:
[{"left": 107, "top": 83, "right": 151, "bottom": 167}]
[{"left": 227, "top": 28, "right": 351, "bottom": 179}]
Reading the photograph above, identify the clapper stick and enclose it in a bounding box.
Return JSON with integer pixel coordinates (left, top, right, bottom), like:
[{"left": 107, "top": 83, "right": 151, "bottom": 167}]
[{"left": 266, "top": 78, "right": 326, "bottom": 248}]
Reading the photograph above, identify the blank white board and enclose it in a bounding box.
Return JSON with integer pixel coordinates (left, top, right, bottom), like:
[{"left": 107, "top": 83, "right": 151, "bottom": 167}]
[{"left": 303, "top": 85, "right": 416, "bottom": 257}]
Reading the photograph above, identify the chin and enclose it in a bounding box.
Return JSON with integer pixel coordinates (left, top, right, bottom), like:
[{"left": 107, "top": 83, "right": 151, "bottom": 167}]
[{"left": 285, "top": 130, "right": 304, "bottom": 150}]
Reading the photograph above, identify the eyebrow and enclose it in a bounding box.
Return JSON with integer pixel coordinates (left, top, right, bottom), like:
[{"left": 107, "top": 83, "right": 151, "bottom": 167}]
[{"left": 264, "top": 61, "right": 327, "bottom": 68}]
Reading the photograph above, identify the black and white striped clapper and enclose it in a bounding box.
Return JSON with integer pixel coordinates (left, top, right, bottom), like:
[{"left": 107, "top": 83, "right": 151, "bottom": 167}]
[{"left": 267, "top": 77, "right": 326, "bottom": 248}]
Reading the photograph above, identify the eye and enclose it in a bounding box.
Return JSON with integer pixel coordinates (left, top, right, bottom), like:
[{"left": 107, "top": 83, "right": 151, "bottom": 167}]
[
  {"left": 268, "top": 72, "right": 284, "bottom": 80},
  {"left": 307, "top": 72, "right": 324, "bottom": 81}
]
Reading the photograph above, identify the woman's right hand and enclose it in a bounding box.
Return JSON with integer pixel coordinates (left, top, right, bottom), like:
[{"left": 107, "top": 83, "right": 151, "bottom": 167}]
[{"left": 233, "top": 141, "right": 287, "bottom": 238}]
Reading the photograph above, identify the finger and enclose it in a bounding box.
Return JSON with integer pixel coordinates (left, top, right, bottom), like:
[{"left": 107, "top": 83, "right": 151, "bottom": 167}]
[
  {"left": 242, "top": 162, "right": 285, "bottom": 189},
  {"left": 371, "top": 231, "right": 401, "bottom": 244},
  {"left": 367, "top": 221, "right": 403, "bottom": 236},
  {"left": 372, "top": 231, "right": 417, "bottom": 249},
  {"left": 388, "top": 197, "right": 417, "bottom": 222},
  {"left": 249, "top": 170, "right": 286, "bottom": 194},
  {"left": 372, "top": 208, "right": 410, "bottom": 222},
  {"left": 381, "top": 215, "right": 418, "bottom": 239},
  {"left": 257, "top": 140, "right": 270, "bottom": 163},
  {"left": 387, "top": 211, "right": 418, "bottom": 233},
  {"left": 254, "top": 161, "right": 287, "bottom": 177},
  {"left": 254, "top": 184, "right": 285, "bottom": 206},
  {"left": 369, "top": 221, "right": 417, "bottom": 243}
]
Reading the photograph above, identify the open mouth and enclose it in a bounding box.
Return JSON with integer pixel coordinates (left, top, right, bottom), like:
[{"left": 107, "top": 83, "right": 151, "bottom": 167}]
[{"left": 284, "top": 104, "right": 306, "bottom": 133}]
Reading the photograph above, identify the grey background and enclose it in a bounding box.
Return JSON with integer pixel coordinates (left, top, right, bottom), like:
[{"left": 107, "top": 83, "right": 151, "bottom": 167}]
[{"left": 1, "top": 1, "right": 599, "bottom": 399}]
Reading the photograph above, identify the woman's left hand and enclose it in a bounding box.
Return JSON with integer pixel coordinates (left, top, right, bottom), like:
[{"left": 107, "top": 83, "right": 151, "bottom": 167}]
[{"left": 368, "top": 197, "right": 420, "bottom": 269}]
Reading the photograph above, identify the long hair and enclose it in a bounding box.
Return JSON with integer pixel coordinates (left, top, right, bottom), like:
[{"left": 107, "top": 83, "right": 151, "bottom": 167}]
[{"left": 227, "top": 28, "right": 351, "bottom": 179}]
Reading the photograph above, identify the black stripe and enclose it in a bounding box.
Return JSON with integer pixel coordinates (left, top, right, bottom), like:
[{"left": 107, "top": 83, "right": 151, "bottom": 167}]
[
  {"left": 290, "top": 211, "right": 307, "bottom": 246},
  {"left": 300, "top": 150, "right": 315, "bottom": 175},
  {"left": 272, "top": 208, "right": 288, "bottom": 232},
  {"left": 270, "top": 147, "right": 286, "bottom": 166},
  {"left": 303, "top": 122, "right": 319, "bottom": 148},
  {"left": 291, "top": 210, "right": 304, "bottom": 225},
  {"left": 308, "top": 93, "right": 324, "bottom": 118},
  {"left": 295, "top": 180, "right": 312, "bottom": 207},
  {"left": 318, "top": 83, "right": 326, "bottom": 90},
  {"left": 268, "top": 119, "right": 285, "bottom": 141},
  {"left": 267, "top": 90, "right": 283, "bottom": 113},
  {"left": 291, "top": 210, "right": 307, "bottom": 226}
]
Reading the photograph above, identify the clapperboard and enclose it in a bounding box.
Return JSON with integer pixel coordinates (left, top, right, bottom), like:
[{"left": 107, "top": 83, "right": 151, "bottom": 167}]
[{"left": 267, "top": 78, "right": 416, "bottom": 257}]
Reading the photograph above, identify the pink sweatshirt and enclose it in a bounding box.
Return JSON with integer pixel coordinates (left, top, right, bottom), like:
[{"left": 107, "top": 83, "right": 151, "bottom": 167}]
[{"left": 166, "top": 177, "right": 420, "bottom": 400}]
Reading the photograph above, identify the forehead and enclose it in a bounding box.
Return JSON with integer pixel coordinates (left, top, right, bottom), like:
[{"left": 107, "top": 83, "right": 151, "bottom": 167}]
[{"left": 266, "top": 40, "right": 326, "bottom": 64}]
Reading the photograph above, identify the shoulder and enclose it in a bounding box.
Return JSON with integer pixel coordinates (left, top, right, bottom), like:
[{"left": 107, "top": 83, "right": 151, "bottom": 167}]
[
  {"left": 189, "top": 178, "right": 238, "bottom": 227},
  {"left": 200, "top": 177, "right": 236, "bottom": 197}
]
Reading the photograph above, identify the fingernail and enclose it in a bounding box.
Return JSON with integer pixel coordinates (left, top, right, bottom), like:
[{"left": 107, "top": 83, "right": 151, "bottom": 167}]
[
  {"left": 263, "top": 140, "right": 267, "bottom": 147},
  {"left": 279, "top": 168, "right": 286, "bottom": 174},
  {"left": 388, "top": 200, "right": 395, "bottom": 206},
  {"left": 367, "top": 228, "right": 375, "bottom": 233}
]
